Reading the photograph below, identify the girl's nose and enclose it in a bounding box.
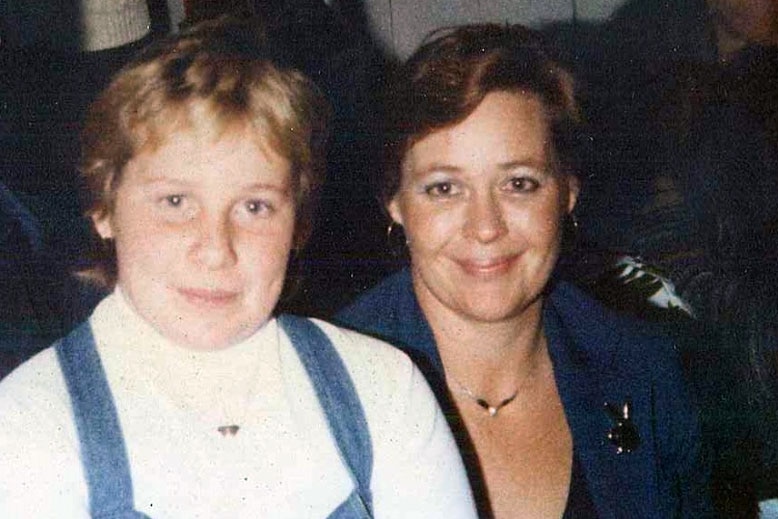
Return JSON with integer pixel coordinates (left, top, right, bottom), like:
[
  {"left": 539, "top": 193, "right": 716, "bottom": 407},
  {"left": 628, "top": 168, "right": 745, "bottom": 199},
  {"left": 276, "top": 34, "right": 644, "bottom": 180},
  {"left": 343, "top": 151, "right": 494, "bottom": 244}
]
[{"left": 193, "top": 213, "right": 237, "bottom": 269}]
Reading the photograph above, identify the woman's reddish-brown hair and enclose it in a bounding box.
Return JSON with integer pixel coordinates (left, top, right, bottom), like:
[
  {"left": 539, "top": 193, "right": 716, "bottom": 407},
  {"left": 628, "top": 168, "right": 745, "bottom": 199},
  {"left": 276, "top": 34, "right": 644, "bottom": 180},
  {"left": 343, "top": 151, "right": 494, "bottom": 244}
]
[{"left": 382, "top": 23, "right": 581, "bottom": 205}]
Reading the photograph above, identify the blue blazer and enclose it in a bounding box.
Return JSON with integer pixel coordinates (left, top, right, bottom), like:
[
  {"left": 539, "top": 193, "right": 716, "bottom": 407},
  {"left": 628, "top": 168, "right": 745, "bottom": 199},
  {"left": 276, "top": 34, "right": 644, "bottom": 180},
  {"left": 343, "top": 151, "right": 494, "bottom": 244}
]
[{"left": 336, "top": 269, "right": 714, "bottom": 518}]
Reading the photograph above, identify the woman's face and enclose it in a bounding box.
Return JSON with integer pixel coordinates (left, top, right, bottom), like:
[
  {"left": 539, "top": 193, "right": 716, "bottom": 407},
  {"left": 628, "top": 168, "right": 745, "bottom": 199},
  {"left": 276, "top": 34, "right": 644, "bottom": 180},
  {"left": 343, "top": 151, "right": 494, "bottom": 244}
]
[
  {"left": 389, "top": 91, "right": 578, "bottom": 324},
  {"left": 94, "top": 127, "right": 295, "bottom": 350}
]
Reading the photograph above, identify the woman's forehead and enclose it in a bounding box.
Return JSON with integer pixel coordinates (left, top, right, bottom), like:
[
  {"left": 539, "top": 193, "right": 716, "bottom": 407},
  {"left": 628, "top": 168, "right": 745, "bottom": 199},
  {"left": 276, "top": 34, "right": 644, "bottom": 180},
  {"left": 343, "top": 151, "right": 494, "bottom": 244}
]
[{"left": 403, "top": 92, "right": 551, "bottom": 171}]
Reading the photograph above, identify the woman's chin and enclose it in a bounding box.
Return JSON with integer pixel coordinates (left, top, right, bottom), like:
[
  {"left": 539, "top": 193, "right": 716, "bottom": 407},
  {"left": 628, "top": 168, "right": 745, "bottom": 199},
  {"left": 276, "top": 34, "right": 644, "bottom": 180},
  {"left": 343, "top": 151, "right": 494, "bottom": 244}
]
[{"left": 449, "top": 290, "right": 544, "bottom": 325}]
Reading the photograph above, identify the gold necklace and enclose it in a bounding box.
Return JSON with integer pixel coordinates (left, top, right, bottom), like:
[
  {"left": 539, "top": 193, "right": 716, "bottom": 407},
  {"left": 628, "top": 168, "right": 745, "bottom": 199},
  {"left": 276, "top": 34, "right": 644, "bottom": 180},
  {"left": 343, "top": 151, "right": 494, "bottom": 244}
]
[
  {"left": 448, "top": 360, "right": 537, "bottom": 417},
  {"left": 450, "top": 378, "right": 520, "bottom": 417}
]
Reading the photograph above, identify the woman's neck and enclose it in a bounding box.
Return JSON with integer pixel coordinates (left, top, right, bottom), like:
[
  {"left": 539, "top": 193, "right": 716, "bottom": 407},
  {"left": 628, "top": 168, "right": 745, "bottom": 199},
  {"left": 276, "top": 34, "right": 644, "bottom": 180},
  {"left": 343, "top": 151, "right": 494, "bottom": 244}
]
[{"left": 418, "top": 292, "right": 548, "bottom": 397}]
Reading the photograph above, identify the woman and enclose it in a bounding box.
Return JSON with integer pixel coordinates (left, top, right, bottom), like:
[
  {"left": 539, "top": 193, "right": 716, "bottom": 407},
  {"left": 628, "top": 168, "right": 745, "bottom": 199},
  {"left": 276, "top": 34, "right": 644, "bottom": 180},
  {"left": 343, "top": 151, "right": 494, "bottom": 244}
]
[
  {"left": 337, "top": 24, "right": 714, "bottom": 518},
  {"left": 0, "top": 20, "right": 476, "bottom": 518}
]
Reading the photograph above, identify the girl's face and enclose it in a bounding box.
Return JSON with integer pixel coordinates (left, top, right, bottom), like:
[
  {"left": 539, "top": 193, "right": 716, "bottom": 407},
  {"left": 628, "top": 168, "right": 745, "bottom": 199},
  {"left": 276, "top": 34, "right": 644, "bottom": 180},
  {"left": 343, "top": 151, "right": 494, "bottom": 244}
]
[{"left": 94, "top": 128, "right": 295, "bottom": 350}]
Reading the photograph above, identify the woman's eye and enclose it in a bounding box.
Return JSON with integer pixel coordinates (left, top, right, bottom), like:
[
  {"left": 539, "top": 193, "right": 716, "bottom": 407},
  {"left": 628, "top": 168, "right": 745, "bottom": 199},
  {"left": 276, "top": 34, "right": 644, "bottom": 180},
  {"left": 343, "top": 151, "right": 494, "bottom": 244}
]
[
  {"left": 234, "top": 199, "right": 278, "bottom": 228},
  {"left": 424, "top": 182, "right": 459, "bottom": 198},
  {"left": 244, "top": 199, "right": 273, "bottom": 216},
  {"left": 506, "top": 177, "right": 540, "bottom": 193}
]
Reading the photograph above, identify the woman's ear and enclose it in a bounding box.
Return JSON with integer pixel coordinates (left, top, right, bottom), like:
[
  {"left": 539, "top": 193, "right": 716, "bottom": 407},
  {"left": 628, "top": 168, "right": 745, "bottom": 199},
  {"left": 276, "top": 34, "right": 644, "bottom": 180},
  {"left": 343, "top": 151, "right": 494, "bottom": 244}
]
[
  {"left": 387, "top": 197, "right": 404, "bottom": 226},
  {"left": 567, "top": 176, "right": 580, "bottom": 213},
  {"left": 92, "top": 212, "right": 114, "bottom": 240}
]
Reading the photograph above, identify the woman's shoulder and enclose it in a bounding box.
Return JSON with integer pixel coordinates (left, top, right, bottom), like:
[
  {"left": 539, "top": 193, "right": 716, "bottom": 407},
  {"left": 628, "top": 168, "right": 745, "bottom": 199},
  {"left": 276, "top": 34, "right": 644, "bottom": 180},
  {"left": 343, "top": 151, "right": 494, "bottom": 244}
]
[
  {"left": 548, "top": 280, "right": 680, "bottom": 367},
  {"left": 335, "top": 269, "right": 432, "bottom": 355},
  {"left": 336, "top": 269, "right": 414, "bottom": 327}
]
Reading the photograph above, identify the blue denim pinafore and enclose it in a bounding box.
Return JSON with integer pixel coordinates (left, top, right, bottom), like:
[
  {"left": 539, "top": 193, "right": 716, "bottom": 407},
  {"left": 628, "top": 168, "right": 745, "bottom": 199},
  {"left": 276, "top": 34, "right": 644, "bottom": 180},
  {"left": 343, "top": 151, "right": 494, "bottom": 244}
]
[{"left": 56, "top": 315, "right": 373, "bottom": 518}]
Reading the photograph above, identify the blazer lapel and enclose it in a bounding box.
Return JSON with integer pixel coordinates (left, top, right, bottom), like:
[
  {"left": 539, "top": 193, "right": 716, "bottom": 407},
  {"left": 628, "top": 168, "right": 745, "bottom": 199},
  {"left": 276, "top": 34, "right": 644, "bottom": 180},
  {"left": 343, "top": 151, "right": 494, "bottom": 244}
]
[{"left": 544, "top": 301, "right": 661, "bottom": 519}]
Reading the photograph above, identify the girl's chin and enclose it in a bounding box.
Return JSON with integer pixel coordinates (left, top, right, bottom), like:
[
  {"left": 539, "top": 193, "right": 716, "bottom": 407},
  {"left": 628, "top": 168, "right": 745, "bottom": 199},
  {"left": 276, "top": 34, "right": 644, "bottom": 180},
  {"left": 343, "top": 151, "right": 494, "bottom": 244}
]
[{"left": 158, "top": 321, "right": 260, "bottom": 350}]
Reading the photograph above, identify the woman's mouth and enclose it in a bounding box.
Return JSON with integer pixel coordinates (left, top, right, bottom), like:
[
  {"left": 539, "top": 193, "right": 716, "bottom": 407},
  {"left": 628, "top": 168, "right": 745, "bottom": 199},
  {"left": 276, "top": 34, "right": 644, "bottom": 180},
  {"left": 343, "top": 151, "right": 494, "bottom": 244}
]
[{"left": 456, "top": 255, "right": 518, "bottom": 277}]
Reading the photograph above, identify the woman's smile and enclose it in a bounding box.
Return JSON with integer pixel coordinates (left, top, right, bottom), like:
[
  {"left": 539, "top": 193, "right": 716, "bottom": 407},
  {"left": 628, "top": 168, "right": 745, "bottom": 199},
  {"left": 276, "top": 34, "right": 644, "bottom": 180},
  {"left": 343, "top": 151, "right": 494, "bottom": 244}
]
[{"left": 454, "top": 254, "right": 520, "bottom": 278}]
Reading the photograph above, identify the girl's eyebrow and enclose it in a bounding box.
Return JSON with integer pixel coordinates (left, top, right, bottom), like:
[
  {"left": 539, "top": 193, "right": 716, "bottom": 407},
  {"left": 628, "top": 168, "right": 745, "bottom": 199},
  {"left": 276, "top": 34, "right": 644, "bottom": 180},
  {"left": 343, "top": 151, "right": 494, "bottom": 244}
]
[
  {"left": 138, "top": 178, "right": 290, "bottom": 194},
  {"left": 137, "top": 177, "right": 190, "bottom": 189}
]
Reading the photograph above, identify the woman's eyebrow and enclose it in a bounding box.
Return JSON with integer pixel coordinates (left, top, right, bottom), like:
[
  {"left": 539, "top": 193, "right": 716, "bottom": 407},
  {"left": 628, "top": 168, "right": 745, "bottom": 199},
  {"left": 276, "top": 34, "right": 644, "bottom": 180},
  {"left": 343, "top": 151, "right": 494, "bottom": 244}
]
[
  {"left": 415, "top": 163, "right": 463, "bottom": 175},
  {"left": 497, "top": 159, "right": 548, "bottom": 172},
  {"left": 241, "top": 182, "right": 291, "bottom": 194}
]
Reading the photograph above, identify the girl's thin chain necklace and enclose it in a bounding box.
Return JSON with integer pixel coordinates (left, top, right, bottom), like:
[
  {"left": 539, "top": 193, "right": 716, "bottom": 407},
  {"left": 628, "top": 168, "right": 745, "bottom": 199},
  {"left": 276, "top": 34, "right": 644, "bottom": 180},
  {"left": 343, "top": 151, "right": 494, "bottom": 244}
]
[
  {"left": 216, "top": 369, "right": 258, "bottom": 436},
  {"left": 215, "top": 327, "right": 276, "bottom": 437}
]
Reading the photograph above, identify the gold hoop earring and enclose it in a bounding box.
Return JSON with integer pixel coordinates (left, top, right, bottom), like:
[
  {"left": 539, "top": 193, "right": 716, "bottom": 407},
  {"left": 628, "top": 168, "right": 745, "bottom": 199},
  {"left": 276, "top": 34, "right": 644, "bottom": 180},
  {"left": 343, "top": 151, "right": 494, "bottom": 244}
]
[
  {"left": 386, "top": 221, "right": 408, "bottom": 256},
  {"left": 99, "top": 235, "right": 115, "bottom": 253},
  {"left": 569, "top": 212, "right": 579, "bottom": 232},
  {"left": 562, "top": 212, "right": 580, "bottom": 253}
]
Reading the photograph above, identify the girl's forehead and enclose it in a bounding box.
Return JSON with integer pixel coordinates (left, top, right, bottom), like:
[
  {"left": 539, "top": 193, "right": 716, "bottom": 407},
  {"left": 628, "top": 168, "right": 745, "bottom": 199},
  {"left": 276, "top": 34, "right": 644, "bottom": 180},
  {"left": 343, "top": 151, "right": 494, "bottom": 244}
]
[{"left": 121, "top": 128, "right": 291, "bottom": 191}]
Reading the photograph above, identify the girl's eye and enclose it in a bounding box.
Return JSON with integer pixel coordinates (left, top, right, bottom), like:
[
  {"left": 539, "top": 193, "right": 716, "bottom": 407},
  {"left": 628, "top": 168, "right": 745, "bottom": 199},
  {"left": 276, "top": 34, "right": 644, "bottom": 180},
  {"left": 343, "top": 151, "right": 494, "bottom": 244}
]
[
  {"left": 506, "top": 177, "right": 540, "bottom": 193},
  {"left": 234, "top": 198, "right": 279, "bottom": 228},
  {"left": 157, "top": 194, "right": 195, "bottom": 222},
  {"left": 424, "top": 181, "right": 460, "bottom": 198},
  {"left": 165, "top": 194, "right": 185, "bottom": 207}
]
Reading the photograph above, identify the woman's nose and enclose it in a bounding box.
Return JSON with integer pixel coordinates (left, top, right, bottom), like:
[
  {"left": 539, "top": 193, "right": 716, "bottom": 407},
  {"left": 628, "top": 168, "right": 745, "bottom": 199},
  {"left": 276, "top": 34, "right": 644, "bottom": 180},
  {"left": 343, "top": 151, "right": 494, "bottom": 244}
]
[
  {"left": 463, "top": 193, "right": 508, "bottom": 243},
  {"left": 193, "top": 213, "right": 237, "bottom": 269}
]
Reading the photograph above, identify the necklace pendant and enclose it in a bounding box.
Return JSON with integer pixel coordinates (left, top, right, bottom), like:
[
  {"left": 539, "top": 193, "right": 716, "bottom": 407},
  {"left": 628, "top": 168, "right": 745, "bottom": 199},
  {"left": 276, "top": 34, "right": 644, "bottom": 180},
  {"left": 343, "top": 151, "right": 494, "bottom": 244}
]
[
  {"left": 217, "top": 425, "right": 240, "bottom": 436},
  {"left": 459, "top": 387, "right": 521, "bottom": 418}
]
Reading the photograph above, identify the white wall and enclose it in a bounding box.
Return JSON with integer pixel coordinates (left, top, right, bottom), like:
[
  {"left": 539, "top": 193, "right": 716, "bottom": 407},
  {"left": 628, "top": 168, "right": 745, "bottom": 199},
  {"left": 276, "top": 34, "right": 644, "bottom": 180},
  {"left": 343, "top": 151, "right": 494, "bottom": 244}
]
[
  {"left": 153, "top": 0, "right": 630, "bottom": 58},
  {"left": 162, "top": 0, "right": 630, "bottom": 58},
  {"left": 2, "top": 0, "right": 628, "bottom": 52},
  {"left": 360, "top": 0, "right": 630, "bottom": 58}
]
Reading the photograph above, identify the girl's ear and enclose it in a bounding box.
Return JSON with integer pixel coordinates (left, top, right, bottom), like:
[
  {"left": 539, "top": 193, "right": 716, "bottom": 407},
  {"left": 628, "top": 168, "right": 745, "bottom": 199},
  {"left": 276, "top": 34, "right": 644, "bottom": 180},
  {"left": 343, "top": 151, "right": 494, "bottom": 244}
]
[
  {"left": 92, "top": 212, "right": 114, "bottom": 240},
  {"left": 567, "top": 176, "right": 580, "bottom": 213}
]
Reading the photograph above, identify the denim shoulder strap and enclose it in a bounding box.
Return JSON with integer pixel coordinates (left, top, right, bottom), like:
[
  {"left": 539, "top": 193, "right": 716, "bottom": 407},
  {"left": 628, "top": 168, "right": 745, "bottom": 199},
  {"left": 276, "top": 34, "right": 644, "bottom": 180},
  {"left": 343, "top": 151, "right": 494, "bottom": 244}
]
[
  {"left": 55, "top": 322, "right": 150, "bottom": 519},
  {"left": 277, "top": 315, "right": 373, "bottom": 518}
]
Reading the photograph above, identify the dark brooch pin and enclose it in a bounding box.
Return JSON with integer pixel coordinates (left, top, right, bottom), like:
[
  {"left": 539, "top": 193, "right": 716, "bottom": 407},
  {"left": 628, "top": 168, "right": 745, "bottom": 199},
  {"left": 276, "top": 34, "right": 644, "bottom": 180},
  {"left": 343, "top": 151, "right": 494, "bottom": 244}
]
[{"left": 604, "top": 400, "right": 640, "bottom": 454}]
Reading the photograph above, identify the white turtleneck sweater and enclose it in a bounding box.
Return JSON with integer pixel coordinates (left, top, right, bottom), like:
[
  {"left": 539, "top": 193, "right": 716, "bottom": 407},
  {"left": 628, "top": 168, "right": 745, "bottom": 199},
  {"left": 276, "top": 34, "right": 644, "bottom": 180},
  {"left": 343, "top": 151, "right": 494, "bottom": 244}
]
[{"left": 0, "top": 291, "right": 475, "bottom": 518}]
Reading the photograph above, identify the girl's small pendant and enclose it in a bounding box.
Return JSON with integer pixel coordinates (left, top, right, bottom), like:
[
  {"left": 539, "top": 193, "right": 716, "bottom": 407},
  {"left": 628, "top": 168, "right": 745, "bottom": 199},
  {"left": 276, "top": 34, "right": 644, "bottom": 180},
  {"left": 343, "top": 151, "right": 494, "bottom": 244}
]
[{"left": 217, "top": 425, "right": 240, "bottom": 436}]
